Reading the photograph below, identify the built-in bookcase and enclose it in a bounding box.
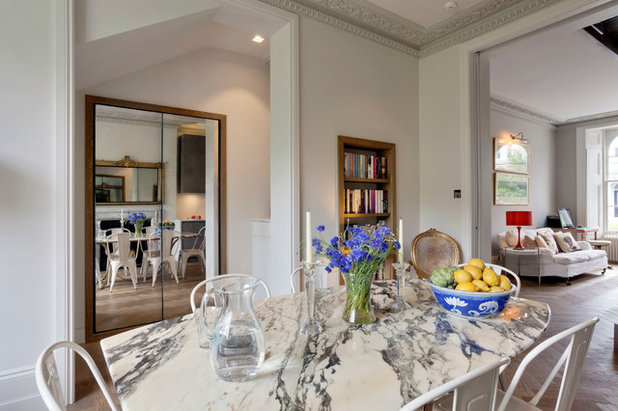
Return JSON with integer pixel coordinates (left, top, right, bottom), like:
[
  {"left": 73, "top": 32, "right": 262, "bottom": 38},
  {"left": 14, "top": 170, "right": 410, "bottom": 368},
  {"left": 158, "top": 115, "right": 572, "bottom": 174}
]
[{"left": 337, "top": 135, "right": 396, "bottom": 280}]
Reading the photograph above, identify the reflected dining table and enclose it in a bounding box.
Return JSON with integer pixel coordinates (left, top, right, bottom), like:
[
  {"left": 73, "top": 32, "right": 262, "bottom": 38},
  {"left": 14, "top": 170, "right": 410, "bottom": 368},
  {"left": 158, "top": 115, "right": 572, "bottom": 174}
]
[{"left": 100, "top": 279, "right": 550, "bottom": 410}]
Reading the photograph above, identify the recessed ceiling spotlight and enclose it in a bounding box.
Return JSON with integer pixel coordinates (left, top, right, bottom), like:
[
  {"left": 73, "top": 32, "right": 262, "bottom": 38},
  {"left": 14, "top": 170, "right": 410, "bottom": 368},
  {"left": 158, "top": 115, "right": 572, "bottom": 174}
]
[
  {"left": 444, "top": 1, "right": 457, "bottom": 12},
  {"left": 252, "top": 35, "right": 264, "bottom": 43}
]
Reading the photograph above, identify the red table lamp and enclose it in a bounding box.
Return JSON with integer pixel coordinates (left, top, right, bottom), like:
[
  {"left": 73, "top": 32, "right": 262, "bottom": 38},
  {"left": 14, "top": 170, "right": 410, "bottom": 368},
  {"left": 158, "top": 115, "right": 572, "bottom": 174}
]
[{"left": 506, "top": 211, "right": 533, "bottom": 250}]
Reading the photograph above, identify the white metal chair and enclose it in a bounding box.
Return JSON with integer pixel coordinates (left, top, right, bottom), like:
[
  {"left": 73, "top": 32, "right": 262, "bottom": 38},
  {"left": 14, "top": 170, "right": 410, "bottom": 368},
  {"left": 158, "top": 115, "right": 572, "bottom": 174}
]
[
  {"left": 178, "top": 226, "right": 206, "bottom": 279},
  {"left": 495, "top": 317, "right": 599, "bottom": 411},
  {"left": 35, "top": 341, "right": 119, "bottom": 411},
  {"left": 400, "top": 358, "right": 509, "bottom": 411},
  {"left": 108, "top": 232, "right": 138, "bottom": 292},
  {"left": 143, "top": 229, "right": 179, "bottom": 287}
]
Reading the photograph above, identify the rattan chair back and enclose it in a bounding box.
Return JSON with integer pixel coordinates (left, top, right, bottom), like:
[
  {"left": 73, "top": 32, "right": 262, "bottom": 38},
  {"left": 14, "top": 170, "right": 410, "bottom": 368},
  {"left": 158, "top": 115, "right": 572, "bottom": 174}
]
[{"left": 411, "top": 228, "right": 461, "bottom": 279}]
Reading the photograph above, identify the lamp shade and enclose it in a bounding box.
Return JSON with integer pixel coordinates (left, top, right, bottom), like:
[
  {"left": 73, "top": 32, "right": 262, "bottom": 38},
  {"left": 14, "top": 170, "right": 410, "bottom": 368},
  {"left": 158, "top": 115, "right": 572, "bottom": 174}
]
[{"left": 506, "top": 211, "right": 532, "bottom": 226}]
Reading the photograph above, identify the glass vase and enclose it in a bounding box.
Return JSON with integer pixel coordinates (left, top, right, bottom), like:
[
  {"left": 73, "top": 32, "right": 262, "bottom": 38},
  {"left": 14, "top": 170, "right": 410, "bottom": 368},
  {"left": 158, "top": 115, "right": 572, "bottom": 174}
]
[
  {"left": 135, "top": 222, "right": 144, "bottom": 237},
  {"left": 342, "top": 271, "right": 376, "bottom": 324}
]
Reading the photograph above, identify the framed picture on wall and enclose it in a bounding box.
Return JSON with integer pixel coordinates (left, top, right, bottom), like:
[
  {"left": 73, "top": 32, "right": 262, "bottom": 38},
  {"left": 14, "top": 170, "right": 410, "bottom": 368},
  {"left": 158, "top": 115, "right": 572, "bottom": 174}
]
[
  {"left": 494, "top": 137, "right": 529, "bottom": 174},
  {"left": 494, "top": 172, "right": 529, "bottom": 205}
]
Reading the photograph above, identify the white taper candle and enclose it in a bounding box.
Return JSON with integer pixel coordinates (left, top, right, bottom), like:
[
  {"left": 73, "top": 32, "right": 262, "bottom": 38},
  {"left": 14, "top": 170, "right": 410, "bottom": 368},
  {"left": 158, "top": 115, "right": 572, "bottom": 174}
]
[
  {"left": 306, "top": 210, "right": 312, "bottom": 264},
  {"left": 398, "top": 218, "right": 404, "bottom": 264}
]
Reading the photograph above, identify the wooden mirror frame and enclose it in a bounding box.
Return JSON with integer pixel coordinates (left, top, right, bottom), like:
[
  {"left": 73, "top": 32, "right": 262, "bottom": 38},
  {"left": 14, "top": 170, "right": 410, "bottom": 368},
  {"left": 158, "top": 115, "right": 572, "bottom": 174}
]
[
  {"left": 85, "top": 95, "right": 227, "bottom": 342},
  {"left": 95, "top": 156, "right": 165, "bottom": 205}
]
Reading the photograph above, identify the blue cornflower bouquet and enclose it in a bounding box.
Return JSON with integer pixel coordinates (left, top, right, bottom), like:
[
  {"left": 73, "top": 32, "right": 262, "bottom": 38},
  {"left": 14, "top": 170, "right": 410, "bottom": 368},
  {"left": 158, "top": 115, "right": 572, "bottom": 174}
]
[
  {"left": 126, "top": 212, "right": 149, "bottom": 235},
  {"left": 312, "top": 224, "right": 400, "bottom": 324}
]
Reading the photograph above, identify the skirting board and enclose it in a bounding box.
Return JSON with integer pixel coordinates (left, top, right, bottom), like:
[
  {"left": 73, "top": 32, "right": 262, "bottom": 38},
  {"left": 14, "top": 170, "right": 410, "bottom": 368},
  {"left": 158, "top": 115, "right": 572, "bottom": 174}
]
[{"left": 0, "top": 367, "right": 45, "bottom": 410}]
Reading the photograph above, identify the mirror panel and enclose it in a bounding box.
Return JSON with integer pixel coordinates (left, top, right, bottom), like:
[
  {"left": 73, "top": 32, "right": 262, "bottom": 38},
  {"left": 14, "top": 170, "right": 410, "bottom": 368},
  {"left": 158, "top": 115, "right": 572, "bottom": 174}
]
[
  {"left": 86, "top": 95, "right": 226, "bottom": 341},
  {"left": 93, "top": 104, "right": 164, "bottom": 333}
]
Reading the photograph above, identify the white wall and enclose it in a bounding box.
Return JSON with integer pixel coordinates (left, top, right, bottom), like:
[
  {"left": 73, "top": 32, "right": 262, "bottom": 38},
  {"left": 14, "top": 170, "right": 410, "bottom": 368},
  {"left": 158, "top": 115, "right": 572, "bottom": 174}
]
[
  {"left": 94, "top": 118, "right": 178, "bottom": 219},
  {"left": 555, "top": 126, "right": 579, "bottom": 220},
  {"left": 299, "top": 17, "right": 420, "bottom": 258},
  {"left": 419, "top": 47, "right": 470, "bottom": 255},
  {"left": 81, "top": 47, "right": 270, "bottom": 272},
  {"left": 489, "top": 110, "right": 556, "bottom": 255},
  {"left": 75, "top": 47, "right": 270, "bottom": 338},
  {"left": 0, "top": 0, "right": 55, "bottom": 408},
  {"left": 418, "top": 0, "right": 602, "bottom": 260}
]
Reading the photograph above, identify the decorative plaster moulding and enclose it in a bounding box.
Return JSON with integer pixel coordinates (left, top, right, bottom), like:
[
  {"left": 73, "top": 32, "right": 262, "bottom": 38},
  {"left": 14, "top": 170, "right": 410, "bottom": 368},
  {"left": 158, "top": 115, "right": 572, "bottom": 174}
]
[
  {"left": 490, "top": 96, "right": 560, "bottom": 126},
  {"left": 258, "top": 0, "right": 561, "bottom": 56}
]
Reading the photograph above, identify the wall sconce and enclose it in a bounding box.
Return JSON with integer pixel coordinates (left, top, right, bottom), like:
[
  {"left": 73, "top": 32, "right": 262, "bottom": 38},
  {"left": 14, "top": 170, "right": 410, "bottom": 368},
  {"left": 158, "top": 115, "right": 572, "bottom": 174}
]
[{"left": 509, "top": 132, "right": 530, "bottom": 144}]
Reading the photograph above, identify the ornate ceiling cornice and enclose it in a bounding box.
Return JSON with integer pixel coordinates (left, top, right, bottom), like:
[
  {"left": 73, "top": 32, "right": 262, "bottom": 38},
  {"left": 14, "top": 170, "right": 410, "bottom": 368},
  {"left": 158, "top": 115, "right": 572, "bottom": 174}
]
[
  {"left": 258, "top": 0, "right": 419, "bottom": 56},
  {"left": 259, "top": 0, "right": 562, "bottom": 57},
  {"left": 490, "top": 96, "right": 560, "bottom": 126}
]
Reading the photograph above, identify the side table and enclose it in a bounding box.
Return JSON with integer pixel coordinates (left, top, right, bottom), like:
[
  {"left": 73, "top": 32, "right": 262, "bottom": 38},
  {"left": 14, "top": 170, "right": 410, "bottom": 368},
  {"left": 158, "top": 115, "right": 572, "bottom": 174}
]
[{"left": 504, "top": 247, "right": 541, "bottom": 285}]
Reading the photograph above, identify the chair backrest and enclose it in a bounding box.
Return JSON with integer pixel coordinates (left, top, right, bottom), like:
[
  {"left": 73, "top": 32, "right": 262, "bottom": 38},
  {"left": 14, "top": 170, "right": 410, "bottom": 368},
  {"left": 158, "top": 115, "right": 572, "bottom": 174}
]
[
  {"left": 456, "top": 263, "right": 521, "bottom": 298},
  {"left": 498, "top": 317, "right": 599, "bottom": 411},
  {"left": 162, "top": 229, "right": 174, "bottom": 258},
  {"left": 411, "top": 228, "right": 461, "bottom": 279},
  {"left": 106, "top": 232, "right": 131, "bottom": 261},
  {"left": 190, "top": 274, "right": 272, "bottom": 313},
  {"left": 36, "top": 341, "right": 118, "bottom": 411},
  {"left": 190, "top": 226, "right": 206, "bottom": 251},
  {"left": 400, "top": 358, "right": 509, "bottom": 411}
]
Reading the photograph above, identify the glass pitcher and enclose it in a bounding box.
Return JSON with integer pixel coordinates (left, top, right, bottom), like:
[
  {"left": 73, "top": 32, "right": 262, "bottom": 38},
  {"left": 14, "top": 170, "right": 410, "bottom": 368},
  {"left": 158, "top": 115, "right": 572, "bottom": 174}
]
[{"left": 201, "top": 276, "right": 265, "bottom": 382}]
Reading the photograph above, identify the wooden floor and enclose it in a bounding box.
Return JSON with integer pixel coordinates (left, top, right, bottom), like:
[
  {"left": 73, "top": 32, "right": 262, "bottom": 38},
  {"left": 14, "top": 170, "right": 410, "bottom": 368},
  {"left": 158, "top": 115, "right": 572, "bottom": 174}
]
[
  {"left": 70, "top": 268, "right": 618, "bottom": 410},
  {"left": 95, "top": 263, "right": 205, "bottom": 332}
]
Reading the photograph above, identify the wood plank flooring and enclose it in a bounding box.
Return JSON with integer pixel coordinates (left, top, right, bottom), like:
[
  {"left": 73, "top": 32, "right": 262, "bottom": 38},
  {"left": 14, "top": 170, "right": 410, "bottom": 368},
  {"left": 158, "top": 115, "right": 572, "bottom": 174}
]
[{"left": 69, "top": 268, "right": 618, "bottom": 410}]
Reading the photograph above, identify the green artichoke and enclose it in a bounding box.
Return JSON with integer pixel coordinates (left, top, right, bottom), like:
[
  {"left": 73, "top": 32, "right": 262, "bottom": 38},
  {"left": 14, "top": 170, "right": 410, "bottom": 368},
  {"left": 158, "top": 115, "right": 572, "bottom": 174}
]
[{"left": 430, "top": 266, "right": 458, "bottom": 288}]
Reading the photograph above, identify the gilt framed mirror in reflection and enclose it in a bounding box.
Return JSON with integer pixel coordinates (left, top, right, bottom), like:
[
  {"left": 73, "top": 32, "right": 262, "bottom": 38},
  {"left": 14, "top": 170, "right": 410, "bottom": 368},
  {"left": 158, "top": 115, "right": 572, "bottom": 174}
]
[
  {"left": 85, "top": 95, "right": 227, "bottom": 342},
  {"left": 94, "top": 155, "right": 164, "bottom": 205}
]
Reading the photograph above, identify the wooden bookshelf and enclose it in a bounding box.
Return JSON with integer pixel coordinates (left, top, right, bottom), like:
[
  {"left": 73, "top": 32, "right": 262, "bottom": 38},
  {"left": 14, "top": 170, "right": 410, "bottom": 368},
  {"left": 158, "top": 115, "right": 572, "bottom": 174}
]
[{"left": 338, "top": 135, "right": 396, "bottom": 280}]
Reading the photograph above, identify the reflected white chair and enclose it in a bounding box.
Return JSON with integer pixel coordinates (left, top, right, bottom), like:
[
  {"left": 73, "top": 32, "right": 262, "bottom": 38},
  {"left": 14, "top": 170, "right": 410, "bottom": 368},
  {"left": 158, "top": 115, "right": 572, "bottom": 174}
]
[
  {"left": 104, "top": 227, "right": 130, "bottom": 273},
  {"left": 495, "top": 317, "right": 599, "bottom": 411},
  {"left": 36, "top": 341, "right": 119, "bottom": 411},
  {"left": 400, "top": 358, "right": 509, "bottom": 411},
  {"left": 178, "top": 226, "right": 206, "bottom": 279},
  {"left": 108, "top": 232, "right": 138, "bottom": 292},
  {"left": 143, "top": 229, "right": 179, "bottom": 287}
]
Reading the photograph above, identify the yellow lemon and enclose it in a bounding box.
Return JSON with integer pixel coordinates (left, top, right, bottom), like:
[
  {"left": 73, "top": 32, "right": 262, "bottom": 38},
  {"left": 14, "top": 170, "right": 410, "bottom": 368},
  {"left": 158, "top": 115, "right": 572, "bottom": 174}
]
[
  {"left": 489, "top": 286, "right": 505, "bottom": 292},
  {"left": 454, "top": 270, "right": 473, "bottom": 284},
  {"left": 483, "top": 268, "right": 499, "bottom": 286},
  {"left": 456, "top": 282, "right": 478, "bottom": 292},
  {"left": 464, "top": 265, "right": 483, "bottom": 281},
  {"left": 499, "top": 275, "right": 512, "bottom": 291},
  {"left": 472, "top": 279, "right": 490, "bottom": 292},
  {"left": 467, "top": 258, "right": 486, "bottom": 271}
]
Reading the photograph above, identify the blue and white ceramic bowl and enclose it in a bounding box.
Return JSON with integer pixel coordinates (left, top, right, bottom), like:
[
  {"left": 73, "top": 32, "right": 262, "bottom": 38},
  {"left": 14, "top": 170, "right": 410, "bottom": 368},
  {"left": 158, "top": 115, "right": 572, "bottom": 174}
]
[{"left": 428, "top": 281, "right": 517, "bottom": 318}]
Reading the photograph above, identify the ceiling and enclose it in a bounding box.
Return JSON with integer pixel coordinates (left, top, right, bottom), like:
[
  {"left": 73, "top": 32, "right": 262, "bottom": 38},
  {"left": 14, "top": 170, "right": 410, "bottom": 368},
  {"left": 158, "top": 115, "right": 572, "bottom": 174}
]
[
  {"left": 489, "top": 7, "right": 618, "bottom": 124},
  {"left": 76, "top": 3, "right": 286, "bottom": 90},
  {"left": 288, "top": 0, "right": 549, "bottom": 52},
  {"left": 364, "top": 0, "right": 484, "bottom": 28}
]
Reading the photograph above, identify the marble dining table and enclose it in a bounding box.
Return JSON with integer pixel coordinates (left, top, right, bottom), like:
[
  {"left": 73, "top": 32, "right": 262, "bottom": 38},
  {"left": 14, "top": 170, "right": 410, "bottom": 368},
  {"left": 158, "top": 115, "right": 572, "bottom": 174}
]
[{"left": 100, "top": 279, "right": 551, "bottom": 410}]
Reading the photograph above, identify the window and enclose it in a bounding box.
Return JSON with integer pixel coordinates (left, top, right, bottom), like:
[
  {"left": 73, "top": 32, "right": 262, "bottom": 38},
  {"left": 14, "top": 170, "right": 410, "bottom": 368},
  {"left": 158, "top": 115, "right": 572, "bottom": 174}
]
[{"left": 605, "top": 136, "right": 618, "bottom": 230}]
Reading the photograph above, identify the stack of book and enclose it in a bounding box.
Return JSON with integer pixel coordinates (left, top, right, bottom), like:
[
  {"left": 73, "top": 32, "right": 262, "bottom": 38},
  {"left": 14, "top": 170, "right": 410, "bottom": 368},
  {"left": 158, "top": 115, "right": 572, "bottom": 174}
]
[
  {"left": 345, "top": 189, "right": 388, "bottom": 214},
  {"left": 344, "top": 152, "right": 387, "bottom": 179}
]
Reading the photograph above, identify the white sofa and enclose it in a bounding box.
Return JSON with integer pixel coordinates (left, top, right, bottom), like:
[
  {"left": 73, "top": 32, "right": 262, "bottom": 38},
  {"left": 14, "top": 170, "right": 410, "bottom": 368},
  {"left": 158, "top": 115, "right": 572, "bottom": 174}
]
[{"left": 497, "top": 228, "right": 607, "bottom": 285}]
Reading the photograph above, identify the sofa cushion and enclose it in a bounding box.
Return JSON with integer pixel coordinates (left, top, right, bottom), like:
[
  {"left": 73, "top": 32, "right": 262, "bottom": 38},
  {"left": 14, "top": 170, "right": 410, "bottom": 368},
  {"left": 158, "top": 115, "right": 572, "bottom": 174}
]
[
  {"left": 522, "top": 234, "right": 537, "bottom": 248},
  {"left": 505, "top": 229, "right": 519, "bottom": 247},
  {"left": 553, "top": 249, "right": 606, "bottom": 264},
  {"left": 554, "top": 232, "right": 582, "bottom": 253},
  {"left": 537, "top": 231, "right": 559, "bottom": 254},
  {"left": 497, "top": 233, "right": 509, "bottom": 249},
  {"left": 536, "top": 227, "right": 554, "bottom": 236}
]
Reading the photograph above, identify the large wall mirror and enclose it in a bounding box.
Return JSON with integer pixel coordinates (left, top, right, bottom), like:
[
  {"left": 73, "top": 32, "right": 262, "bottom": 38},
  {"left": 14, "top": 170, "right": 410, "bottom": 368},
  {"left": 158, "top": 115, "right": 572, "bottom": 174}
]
[{"left": 85, "top": 95, "right": 226, "bottom": 341}]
